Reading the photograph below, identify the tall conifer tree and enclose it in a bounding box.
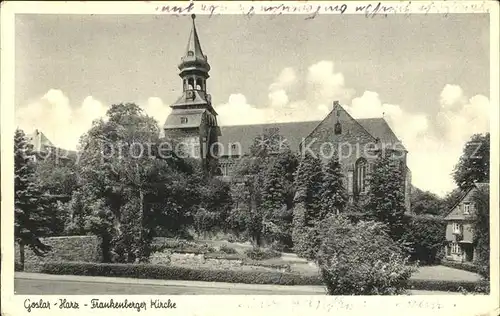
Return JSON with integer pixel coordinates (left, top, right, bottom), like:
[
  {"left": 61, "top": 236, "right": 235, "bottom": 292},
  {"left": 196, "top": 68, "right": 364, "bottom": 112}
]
[
  {"left": 365, "top": 150, "right": 406, "bottom": 241},
  {"left": 14, "top": 129, "right": 52, "bottom": 270},
  {"left": 320, "top": 153, "right": 348, "bottom": 219}
]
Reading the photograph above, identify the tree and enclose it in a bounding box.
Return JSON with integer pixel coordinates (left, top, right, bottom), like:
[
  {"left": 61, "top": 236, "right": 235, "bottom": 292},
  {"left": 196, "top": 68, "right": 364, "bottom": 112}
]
[
  {"left": 440, "top": 187, "right": 463, "bottom": 216},
  {"left": 319, "top": 153, "right": 348, "bottom": 219},
  {"left": 76, "top": 103, "right": 196, "bottom": 263},
  {"left": 472, "top": 184, "right": 489, "bottom": 280},
  {"left": 365, "top": 151, "right": 406, "bottom": 241},
  {"left": 229, "top": 132, "right": 295, "bottom": 248},
  {"left": 260, "top": 150, "right": 298, "bottom": 250},
  {"left": 401, "top": 214, "right": 446, "bottom": 265},
  {"left": 317, "top": 215, "right": 416, "bottom": 295},
  {"left": 292, "top": 152, "right": 323, "bottom": 258},
  {"left": 230, "top": 156, "right": 265, "bottom": 246},
  {"left": 35, "top": 153, "right": 79, "bottom": 197},
  {"left": 193, "top": 178, "right": 233, "bottom": 236},
  {"left": 14, "top": 129, "right": 53, "bottom": 270},
  {"left": 410, "top": 187, "right": 442, "bottom": 215},
  {"left": 453, "top": 133, "right": 490, "bottom": 190}
]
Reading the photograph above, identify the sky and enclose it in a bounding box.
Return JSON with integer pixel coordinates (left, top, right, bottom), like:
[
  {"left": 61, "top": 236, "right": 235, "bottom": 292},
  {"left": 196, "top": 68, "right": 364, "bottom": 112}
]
[{"left": 14, "top": 13, "right": 490, "bottom": 196}]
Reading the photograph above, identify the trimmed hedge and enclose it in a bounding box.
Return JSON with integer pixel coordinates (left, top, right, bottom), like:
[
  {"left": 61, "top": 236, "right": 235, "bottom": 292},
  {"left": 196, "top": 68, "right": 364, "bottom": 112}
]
[
  {"left": 441, "top": 260, "right": 481, "bottom": 274},
  {"left": 244, "top": 248, "right": 281, "bottom": 261},
  {"left": 29, "top": 261, "right": 485, "bottom": 293},
  {"left": 409, "top": 279, "right": 480, "bottom": 292},
  {"left": 36, "top": 261, "right": 320, "bottom": 286}
]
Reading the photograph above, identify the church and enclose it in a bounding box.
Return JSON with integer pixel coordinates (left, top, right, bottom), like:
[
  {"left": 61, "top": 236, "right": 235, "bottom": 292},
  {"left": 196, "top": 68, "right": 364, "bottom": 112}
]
[{"left": 163, "top": 15, "right": 412, "bottom": 209}]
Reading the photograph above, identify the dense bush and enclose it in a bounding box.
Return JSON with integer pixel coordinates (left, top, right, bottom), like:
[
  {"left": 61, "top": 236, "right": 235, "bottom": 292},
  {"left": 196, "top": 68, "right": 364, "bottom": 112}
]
[
  {"left": 440, "top": 260, "right": 481, "bottom": 274},
  {"left": 408, "top": 279, "right": 480, "bottom": 292},
  {"left": 401, "top": 214, "right": 446, "bottom": 265},
  {"left": 37, "top": 261, "right": 320, "bottom": 285},
  {"left": 244, "top": 247, "right": 281, "bottom": 261},
  {"left": 291, "top": 203, "right": 319, "bottom": 260},
  {"left": 317, "top": 216, "right": 417, "bottom": 295}
]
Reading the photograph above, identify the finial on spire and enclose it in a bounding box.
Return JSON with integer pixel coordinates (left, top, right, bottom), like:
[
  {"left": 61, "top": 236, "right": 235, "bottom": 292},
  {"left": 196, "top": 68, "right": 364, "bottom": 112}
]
[{"left": 191, "top": 14, "right": 196, "bottom": 20}]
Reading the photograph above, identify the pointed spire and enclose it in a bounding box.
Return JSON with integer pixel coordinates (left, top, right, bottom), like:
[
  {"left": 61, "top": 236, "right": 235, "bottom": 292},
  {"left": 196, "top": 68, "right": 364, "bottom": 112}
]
[
  {"left": 179, "top": 14, "right": 210, "bottom": 72},
  {"left": 186, "top": 14, "right": 205, "bottom": 60}
]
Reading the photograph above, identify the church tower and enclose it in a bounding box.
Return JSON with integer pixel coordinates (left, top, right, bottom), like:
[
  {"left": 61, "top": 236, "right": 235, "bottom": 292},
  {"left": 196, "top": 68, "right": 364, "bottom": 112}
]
[{"left": 163, "top": 14, "right": 220, "bottom": 173}]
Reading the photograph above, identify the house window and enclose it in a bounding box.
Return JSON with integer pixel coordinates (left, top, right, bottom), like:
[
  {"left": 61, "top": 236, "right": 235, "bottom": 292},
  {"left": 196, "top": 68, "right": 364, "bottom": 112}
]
[
  {"left": 463, "top": 203, "right": 470, "bottom": 215},
  {"left": 180, "top": 117, "right": 188, "bottom": 124},
  {"left": 451, "top": 242, "right": 461, "bottom": 254},
  {"left": 452, "top": 222, "right": 462, "bottom": 234}
]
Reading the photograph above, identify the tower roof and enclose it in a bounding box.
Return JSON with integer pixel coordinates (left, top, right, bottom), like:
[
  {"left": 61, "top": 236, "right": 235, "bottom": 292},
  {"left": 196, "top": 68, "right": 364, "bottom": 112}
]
[{"left": 178, "top": 14, "right": 210, "bottom": 73}]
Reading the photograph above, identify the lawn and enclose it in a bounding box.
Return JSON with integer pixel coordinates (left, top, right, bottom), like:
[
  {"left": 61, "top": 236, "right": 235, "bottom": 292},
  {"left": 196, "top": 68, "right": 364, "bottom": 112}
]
[
  {"left": 152, "top": 238, "right": 483, "bottom": 283},
  {"left": 412, "top": 265, "right": 481, "bottom": 282}
]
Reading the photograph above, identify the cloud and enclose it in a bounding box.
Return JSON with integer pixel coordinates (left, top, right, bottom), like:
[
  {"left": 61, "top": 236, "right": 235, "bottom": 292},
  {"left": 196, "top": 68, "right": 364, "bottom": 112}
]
[
  {"left": 269, "top": 67, "right": 296, "bottom": 91},
  {"left": 344, "top": 86, "right": 489, "bottom": 196},
  {"left": 216, "top": 61, "right": 353, "bottom": 126},
  {"left": 216, "top": 94, "right": 272, "bottom": 126},
  {"left": 306, "top": 61, "right": 354, "bottom": 104},
  {"left": 16, "top": 89, "right": 108, "bottom": 150},
  {"left": 215, "top": 65, "right": 490, "bottom": 196},
  {"left": 345, "top": 91, "right": 429, "bottom": 144},
  {"left": 15, "top": 90, "right": 173, "bottom": 150},
  {"left": 143, "top": 97, "right": 171, "bottom": 126},
  {"left": 440, "top": 84, "right": 465, "bottom": 108}
]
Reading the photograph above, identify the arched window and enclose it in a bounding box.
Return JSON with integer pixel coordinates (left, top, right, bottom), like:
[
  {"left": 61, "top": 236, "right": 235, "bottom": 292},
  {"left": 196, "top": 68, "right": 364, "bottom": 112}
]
[
  {"left": 196, "top": 78, "right": 203, "bottom": 90},
  {"left": 187, "top": 78, "right": 194, "bottom": 90},
  {"left": 355, "top": 158, "right": 367, "bottom": 194}
]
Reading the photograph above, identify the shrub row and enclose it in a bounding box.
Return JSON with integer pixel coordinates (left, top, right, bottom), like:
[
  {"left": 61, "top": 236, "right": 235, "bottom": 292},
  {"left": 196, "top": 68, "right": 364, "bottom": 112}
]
[
  {"left": 244, "top": 248, "right": 281, "bottom": 260},
  {"left": 37, "top": 261, "right": 320, "bottom": 286},
  {"left": 32, "top": 261, "right": 485, "bottom": 293},
  {"left": 408, "top": 279, "right": 482, "bottom": 292},
  {"left": 177, "top": 252, "right": 291, "bottom": 270},
  {"left": 151, "top": 240, "right": 216, "bottom": 254},
  {"left": 440, "top": 260, "right": 481, "bottom": 274}
]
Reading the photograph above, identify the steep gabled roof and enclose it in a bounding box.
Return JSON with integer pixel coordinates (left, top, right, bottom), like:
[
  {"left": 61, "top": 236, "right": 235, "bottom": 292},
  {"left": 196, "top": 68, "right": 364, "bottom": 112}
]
[
  {"left": 217, "top": 108, "right": 407, "bottom": 157},
  {"left": 218, "top": 121, "right": 320, "bottom": 156},
  {"left": 26, "top": 130, "right": 54, "bottom": 152},
  {"left": 357, "top": 118, "right": 406, "bottom": 151},
  {"left": 444, "top": 183, "right": 489, "bottom": 220}
]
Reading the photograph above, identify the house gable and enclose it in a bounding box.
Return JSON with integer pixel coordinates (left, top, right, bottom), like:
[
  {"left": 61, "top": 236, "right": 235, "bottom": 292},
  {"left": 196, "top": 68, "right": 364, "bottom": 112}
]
[
  {"left": 444, "top": 186, "right": 480, "bottom": 221},
  {"left": 301, "top": 103, "right": 377, "bottom": 165}
]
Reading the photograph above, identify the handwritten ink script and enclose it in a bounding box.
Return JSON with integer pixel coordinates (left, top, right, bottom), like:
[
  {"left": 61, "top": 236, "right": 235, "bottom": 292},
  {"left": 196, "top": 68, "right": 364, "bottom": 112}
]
[
  {"left": 23, "top": 298, "right": 177, "bottom": 313},
  {"left": 153, "top": 1, "right": 489, "bottom": 18}
]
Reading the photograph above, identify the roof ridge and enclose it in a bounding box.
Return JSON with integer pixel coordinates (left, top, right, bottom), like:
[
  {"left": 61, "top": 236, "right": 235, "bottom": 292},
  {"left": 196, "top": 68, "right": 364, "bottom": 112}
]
[{"left": 219, "top": 120, "right": 321, "bottom": 128}]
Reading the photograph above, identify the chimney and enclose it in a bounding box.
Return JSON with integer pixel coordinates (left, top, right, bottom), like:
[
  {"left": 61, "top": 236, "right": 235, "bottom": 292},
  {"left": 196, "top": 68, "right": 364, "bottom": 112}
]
[{"left": 333, "top": 100, "right": 340, "bottom": 106}]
